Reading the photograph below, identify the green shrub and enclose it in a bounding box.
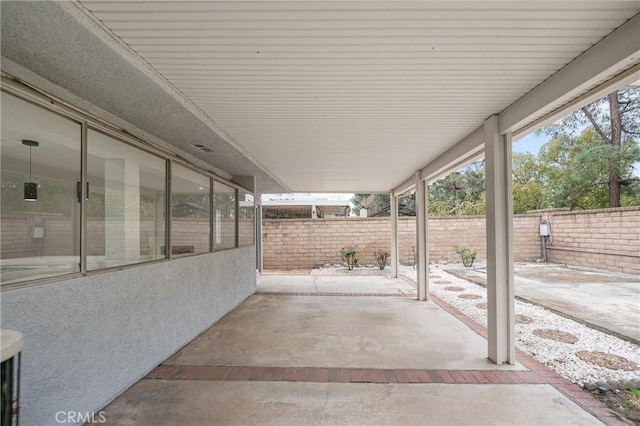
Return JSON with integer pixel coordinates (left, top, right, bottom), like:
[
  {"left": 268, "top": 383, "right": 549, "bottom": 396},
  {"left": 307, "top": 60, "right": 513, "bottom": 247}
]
[
  {"left": 373, "top": 249, "right": 390, "bottom": 270},
  {"left": 341, "top": 245, "right": 358, "bottom": 270},
  {"left": 455, "top": 246, "right": 477, "bottom": 267}
]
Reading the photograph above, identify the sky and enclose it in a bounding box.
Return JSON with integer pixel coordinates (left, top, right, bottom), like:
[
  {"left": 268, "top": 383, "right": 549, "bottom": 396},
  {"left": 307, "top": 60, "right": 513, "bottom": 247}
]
[{"left": 512, "top": 131, "right": 549, "bottom": 156}]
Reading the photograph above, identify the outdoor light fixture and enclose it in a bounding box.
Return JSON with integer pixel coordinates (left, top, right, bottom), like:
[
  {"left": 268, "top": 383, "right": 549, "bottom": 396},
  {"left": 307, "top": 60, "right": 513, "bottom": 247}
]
[{"left": 22, "top": 139, "right": 39, "bottom": 201}]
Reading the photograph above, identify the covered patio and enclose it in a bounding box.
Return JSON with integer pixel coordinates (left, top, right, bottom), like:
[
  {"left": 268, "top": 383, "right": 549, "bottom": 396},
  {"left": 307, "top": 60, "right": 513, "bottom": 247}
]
[
  {"left": 1, "top": 1, "right": 639, "bottom": 424},
  {"left": 101, "top": 274, "right": 606, "bottom": 425}
]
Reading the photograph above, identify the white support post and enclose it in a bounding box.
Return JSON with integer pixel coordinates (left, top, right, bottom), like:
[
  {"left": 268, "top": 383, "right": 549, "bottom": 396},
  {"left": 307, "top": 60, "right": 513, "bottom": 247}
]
[
  {"left": 257, "top": 204, "right": 263, "bottom": 272},
  {"left": 415, "top": 171, "right": 428, "bottom": 301},
  {"left": 484, "top": 115, "right": 515, "bottom": 365},
  {"left": 390, "top": 190, "right": 399, "bottom": 278}
]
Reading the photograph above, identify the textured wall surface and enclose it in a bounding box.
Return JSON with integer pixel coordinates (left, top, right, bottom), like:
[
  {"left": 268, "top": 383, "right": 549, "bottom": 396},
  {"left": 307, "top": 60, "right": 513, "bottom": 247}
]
[
  {"left": 0, "top": 247, "right": 256, "bottom": 426},
  {"left": 542, "top": 207, "right": 640, "bottom": 275},
  {"left": 263, "top": 214, "right": 541, "bottom": 269},
  {"left": 262, "top": 208, "right": 639, "bottom": 274}
]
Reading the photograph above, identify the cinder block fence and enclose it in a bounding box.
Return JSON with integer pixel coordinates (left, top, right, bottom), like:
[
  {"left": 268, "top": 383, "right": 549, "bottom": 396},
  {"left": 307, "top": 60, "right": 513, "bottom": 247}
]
[{"left": 262, "top": 207, "right": 639, "bottom": 275}]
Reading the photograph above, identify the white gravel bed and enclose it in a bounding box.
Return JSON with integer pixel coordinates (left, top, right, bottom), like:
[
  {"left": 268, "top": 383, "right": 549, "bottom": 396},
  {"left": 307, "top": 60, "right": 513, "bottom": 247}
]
[
  {"left": 311, "top": 264, "right": 391, "bottom": 276},
  {"left": 399, "top": 264, "right": 640, "bottom": 387}
]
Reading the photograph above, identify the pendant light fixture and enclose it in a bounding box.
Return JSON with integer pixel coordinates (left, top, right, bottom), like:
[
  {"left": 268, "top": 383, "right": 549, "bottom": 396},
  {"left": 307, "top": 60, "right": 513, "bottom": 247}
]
[{"left": 22, "top": 139, "right": 39, "bottom": 201}]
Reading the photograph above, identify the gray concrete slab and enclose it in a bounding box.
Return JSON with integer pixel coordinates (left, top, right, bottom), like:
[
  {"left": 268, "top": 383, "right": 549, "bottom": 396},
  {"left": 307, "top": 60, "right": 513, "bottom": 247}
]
[
  {"left": 102, "top": 275, "right": 606, "bottom": 425},
  {"left": 102, "top": 380, "right": 602, "bottom": 426},
  {"left": 166, "top": 294, "right": 522, "bottom": 370},
  {"left": 258, "top": 275, "right": 417, "bottom": 295},
  {"left": 447, "top": 263, "right": 640, "bottom": 344}
]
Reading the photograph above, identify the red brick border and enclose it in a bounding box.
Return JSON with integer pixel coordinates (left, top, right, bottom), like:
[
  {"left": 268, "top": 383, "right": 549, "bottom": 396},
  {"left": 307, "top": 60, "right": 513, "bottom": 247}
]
[
  {"left": 254, "top": 291, "right": 416, "bottom": 297},
  {"left": 148, "top": 365, "right": 539, "bottom": 385}
]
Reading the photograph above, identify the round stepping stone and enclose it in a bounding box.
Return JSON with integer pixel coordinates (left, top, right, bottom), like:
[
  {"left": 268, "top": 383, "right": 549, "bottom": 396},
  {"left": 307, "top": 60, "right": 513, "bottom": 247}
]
[
  {"left": 429, "top": 275, "right": 442, "bottom": 279},
  {"left": 458, "top": 294, "right": 482, "bottom": 300},
  {"left": 476, "top": 302, "right": 487, "bottom": 310},
  {"left": 515, "top": 314, "right": 534, "bottom": 324},
  {"left": 575, "top": 351, "right": 639, "bottom": 371},
  {"left": 433, "top": 280, "right": 451, "bottom": 285},
  {"left": 533, "top": 328, "right": 579, "bottom": 344},
  {"left": 444, "top": 286, "right": 464, "bottom": 292}
]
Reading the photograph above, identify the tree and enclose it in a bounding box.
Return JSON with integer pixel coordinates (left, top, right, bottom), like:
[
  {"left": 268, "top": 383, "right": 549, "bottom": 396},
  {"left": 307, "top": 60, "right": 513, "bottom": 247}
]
[
  {"left": 538, "top": 128, "right": 639, "bottom": 209},
  {"left": 512, "top": 153, "right": 544, "bottom": 213},
  {"left": 428, "top": 161, "right": 485, "bottom": 215},
  {"left": 542, "top": 88, "right": 640, "bottom": 207},
  {"left": 351, "top": 193, "right": 390, "bottom": 216}
]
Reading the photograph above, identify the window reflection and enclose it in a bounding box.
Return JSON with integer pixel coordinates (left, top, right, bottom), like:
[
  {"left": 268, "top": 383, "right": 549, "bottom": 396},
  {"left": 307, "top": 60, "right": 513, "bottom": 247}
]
[
  {"left": 86, "top": 129, "right": 166, "bottom": 269},
  {"left": 238, "top": 191, "right": 255, "bottom": 247},
  {"left": 0, "top": 92, "right": 81, "bottom": 284},
  {"left": 214, "top": 182, "right": 236, "bottom": 250},
  {"left": 171, "top": 164, "right": 210, "bottom": 256}
]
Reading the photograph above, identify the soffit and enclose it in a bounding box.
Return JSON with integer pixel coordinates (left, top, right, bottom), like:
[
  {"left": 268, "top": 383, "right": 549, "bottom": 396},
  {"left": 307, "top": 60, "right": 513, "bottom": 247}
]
[{"left": 19, "top": 1, "right": 640, "bottom": 192}]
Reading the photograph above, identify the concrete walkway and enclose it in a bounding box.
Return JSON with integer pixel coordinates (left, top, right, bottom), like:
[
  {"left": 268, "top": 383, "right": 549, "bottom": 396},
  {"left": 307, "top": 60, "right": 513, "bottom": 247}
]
[
  {"left": 447, "top": 263, "right": 640, "bottom": 344},
  {"left": 101, "top": 275, "right": 621, "bottom": 425}
]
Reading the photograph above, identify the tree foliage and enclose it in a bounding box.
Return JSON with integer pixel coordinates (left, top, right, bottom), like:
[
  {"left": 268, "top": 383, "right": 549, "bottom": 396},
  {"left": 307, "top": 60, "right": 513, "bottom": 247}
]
[
  {"left": 541, "top": 88, "right": 640, "bottom": 207},
  {"left": 428, "top": 161, "right": 485, "bottom": 215},
  {"left": 351, "top": 193, "right": 390, "bottom": 216},
  {"left": 351, "top": 88, "right": 640, "bottom": 215}
]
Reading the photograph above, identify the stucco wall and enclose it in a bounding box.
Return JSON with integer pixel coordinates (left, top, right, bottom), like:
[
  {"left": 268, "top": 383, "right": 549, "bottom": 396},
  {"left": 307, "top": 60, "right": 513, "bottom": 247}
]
[{"left": 0, "top": 247, "right": 256, "bottom": 426}]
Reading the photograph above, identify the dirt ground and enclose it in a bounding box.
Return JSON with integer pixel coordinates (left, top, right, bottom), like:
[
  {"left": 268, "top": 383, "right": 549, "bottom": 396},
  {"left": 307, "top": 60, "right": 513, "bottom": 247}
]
[{"left": 590, "top": 388, "right": 640, "bottom": 424}]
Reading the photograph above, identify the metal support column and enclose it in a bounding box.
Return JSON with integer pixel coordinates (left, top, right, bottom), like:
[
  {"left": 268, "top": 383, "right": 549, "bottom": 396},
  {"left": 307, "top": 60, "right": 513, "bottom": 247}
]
[
  {"left": 484, "top": 115, "right": 515, "bottom": 365},
  {"left": 390, "top": 190, "right": 399, "bottom": 278},
  {"left": 415, "top": 171, "right": 428, "bottom": 301}
]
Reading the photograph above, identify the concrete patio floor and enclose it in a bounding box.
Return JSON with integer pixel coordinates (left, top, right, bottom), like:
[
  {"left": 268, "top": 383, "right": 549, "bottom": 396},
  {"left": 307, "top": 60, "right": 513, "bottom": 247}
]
[{"left": 101, "top": 275, "right": 621, "bottom": 425}]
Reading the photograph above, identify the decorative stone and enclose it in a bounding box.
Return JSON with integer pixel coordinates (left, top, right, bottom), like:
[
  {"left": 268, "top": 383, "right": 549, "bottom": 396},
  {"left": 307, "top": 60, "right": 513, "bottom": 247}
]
[
  {"left": 575, "top": 351, "right": 640, "bottom": 371},
  {"left": 515, "top": 314, "right": 534, "bottom": 324},
  {"left": 533, "top": 329, "right": 579, "bottom": 344},
  {"left": 458, "top": 294, "right": 482, "bottom": 300},
  {"left": 622, "top": 381, "right": 634, "bottom": 390},
  {"left": 584, "top": 382, "right": 598, "bottom": 391},
  {"left": 476, "top": 302, "right": 487, "bottom": 310},
  {"left": 444, "top": 286, "right": 465, "bottom": 292},
  {"left": 433, "top": 280, "right": 451, "bottom": 285},
  {"left": 608, "top": 380, "right": 620, "bottom": 390}
]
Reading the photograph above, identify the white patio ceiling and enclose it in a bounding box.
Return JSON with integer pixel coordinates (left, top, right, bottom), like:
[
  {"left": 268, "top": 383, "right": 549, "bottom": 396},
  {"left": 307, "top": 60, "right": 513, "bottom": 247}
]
[
  {"left": 74, "top": 1, "right": 640, "bottom": 193},
  {"left": 6, "top": 1, "right": 640, "bottom": 194}
]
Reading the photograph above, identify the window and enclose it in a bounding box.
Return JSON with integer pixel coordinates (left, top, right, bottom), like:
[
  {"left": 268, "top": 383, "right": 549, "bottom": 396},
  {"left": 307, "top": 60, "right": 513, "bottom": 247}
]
[
  {"left": 0, "top": 92, "right": 82, "bottom": 284},
  {"left": 1, "top": 88, "right": 252, "bottom": 286},
  {"left": 86, "top": 129, "right": 166, "bottom": 270},
  {"left": 214, "top": 181, "right": 236, "bottom": 250},
  {"left": 238, "top": 191, "right": 255, "bottom": 247},
  {"left": 171, "top": 163, "right": 211, "bottom": 256}
]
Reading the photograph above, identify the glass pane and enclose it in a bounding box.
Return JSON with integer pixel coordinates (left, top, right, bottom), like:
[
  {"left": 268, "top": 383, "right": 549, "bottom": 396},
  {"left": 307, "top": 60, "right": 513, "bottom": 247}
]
[
  {"left": 171, "top": 164, "right": 210, "bottom": 255},
  {"left": 238, "top": 191, "right": 255, "bottom": 247},
  {"left": 214, "top": 181, "right": 236, "bottom": 250},
  {"left": 87, "top": 129, "right": 166, "bottom": 269},
  {"left": 1, "top": 92, "right": 81, "bottom": 284}
]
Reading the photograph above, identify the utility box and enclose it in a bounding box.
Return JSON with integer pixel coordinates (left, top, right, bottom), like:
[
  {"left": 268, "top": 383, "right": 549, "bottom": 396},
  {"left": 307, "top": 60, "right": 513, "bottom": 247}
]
[{"left": 539, "top": 223, "right": 550, "bottom": 237}]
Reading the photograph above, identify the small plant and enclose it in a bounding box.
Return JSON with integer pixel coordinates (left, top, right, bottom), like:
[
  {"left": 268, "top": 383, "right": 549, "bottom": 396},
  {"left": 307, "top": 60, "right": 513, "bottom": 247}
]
[
  {"left": 341, "top": 245, "right": 358, "bottom": 270},
  {"left": 373, "top": 249, "right": 390, "bottom": 270},
  {"left": 455, "top": 246, "right": 477, "bottom": 267}
]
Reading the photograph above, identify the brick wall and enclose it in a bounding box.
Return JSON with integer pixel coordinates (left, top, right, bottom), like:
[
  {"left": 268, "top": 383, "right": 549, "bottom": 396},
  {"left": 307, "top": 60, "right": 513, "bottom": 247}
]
[
  {"left": 263, "top": 214, "right": 541, "bottom": 269},
  {"left": 262, "top": 208, "right": 638, "bottom": 274},
  {"left": 541, "top": 207, "right": 639, "bottom": 275}
]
